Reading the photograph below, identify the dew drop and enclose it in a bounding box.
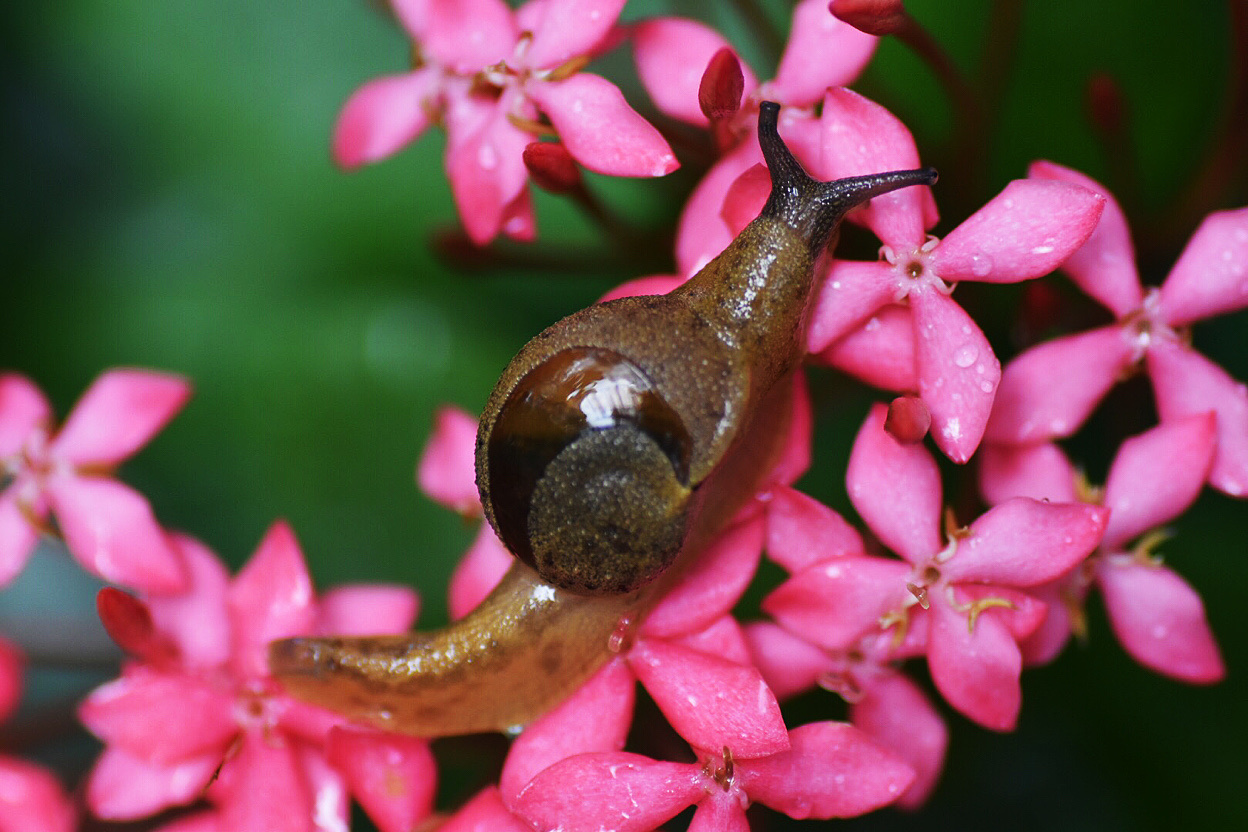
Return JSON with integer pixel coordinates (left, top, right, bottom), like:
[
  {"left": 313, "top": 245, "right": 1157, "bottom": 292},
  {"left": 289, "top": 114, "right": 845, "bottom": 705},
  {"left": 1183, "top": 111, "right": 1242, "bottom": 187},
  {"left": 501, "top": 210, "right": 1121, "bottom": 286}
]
[
  {"left": 477, "top": 143, "right": 498, "bottom": 170},
  {"left": 980, "top": 380, "right": 996, "bottom": 393},
  {"left": 953, "top": 344, "right": 979, "bottom": 368},
  {"left": 865, "top": 316, "right": 881, "bottom": 331},
  {"left": 968, "top": 253, "right": 994, "bottom": 277}
]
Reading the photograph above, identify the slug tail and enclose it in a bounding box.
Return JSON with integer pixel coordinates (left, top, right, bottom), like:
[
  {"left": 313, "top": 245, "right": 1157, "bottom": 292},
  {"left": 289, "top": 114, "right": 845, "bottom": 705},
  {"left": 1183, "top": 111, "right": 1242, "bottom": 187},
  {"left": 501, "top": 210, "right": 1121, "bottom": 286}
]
[{"left": 757, "top": 100, "right": 938, "bottom": 251}]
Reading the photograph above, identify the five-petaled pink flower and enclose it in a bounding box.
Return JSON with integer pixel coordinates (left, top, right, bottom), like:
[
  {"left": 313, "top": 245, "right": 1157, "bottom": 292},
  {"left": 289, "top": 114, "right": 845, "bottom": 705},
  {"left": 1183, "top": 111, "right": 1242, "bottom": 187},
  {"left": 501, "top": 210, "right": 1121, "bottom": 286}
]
[
  {"left": 334, "top": 0, "right": 678, "bottom": 245},
  {"left": 0, "top": 369, "right": 189, "bottom": 592},
  {"left": 981, "top": 414, "right": 1225, "bottom": 682},
  {"left": 78, "top": 523, "right": 430, "bottom": 832},
  {"left": 803, "top": 90, "right": 1106, "bottom": 462},
  {"left": 984, "top": 161, "right": 1248, "bottom": 496},
  {"left": 764, "top": 404, "right": 1108, "bottom": 729}
]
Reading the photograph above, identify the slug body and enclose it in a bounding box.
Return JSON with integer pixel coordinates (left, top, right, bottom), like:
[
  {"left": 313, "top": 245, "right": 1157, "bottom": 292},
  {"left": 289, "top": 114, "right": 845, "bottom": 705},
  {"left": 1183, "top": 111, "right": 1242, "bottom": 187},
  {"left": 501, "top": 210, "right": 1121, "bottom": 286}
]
[{"left": 269, "top": 102, "right": 937, "bottom": 736}]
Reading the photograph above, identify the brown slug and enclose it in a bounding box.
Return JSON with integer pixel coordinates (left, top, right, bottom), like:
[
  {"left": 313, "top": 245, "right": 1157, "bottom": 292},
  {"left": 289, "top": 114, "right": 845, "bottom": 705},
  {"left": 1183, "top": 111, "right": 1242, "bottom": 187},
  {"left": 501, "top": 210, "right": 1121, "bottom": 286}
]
[{"left": 268, "top": 101, "right": 937, "bottom": 737}]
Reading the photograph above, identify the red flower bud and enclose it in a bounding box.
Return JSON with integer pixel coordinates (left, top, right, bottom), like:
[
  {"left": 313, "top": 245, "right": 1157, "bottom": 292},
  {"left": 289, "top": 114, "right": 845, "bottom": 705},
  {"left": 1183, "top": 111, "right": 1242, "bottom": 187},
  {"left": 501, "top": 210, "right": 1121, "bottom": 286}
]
[
  {"left": 523, "top": 141, "right": 581, "bottom": 194},
  {"left": 884, "top": 396, "right": 931, "bottom": 444},
  {"left": 829, "top": 0, "right": 909, "bottom": 37},
  {"left": 699, "top": 47, "right": 745, "bottom": 122}
]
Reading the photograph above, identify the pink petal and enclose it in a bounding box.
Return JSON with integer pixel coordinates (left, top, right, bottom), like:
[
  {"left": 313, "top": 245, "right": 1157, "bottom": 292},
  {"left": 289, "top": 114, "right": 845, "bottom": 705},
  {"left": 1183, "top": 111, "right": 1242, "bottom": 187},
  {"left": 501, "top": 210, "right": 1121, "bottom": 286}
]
[
  {"left": 930, "top": 179, "right": 1106, "bottom": 283},
  {"left": 88, "top": 747, "right": 203, "bottom": 820},
  {"left": 814, "top": 304, "right": 917, "bottom": 391},
  {"left": 447, "top": 524, "right": 513, "bottom": 620},
  {"left": 500, "top": 658, "right": 634, "bottom": 806},
  {"left": 416, "top": 406, "right": 479, "bottom": 515},
  {"left": 807, "top": 260, "right": 899, "bottom": 353},
  {"left": 1018, "top": 578, "right": 1081, "bottom": 666},
  {"left": 500, "top": 188, "right": 537, "bottom": 242},
  {"left": 633, "top": 18, "right": 758, "bottom": 126},
  {"left": 1027, "top": 161, "right": 1142, "bottom": 316},
  {"left": 391, "top": 0, "right": 429, "bottom": 41},
  {"left": 216, "top": 731, "right": 315, "bottom": 832},
  {"left": 1097, "top": 558, "right": 1224, "bottom": 683},
  {"left": 984, "top": 326, "right": 1133, "bottom": 444},
  {"left": 525, "top": 0, "right": 624, "bottom": 69},
  {"left": 762, "top": 370, "right": 813, "bottom": 488},
  {"left": 531, "top": 73, "right": 678, "bottom": 177},
  {"left": 641, "top": 517, "right": 763, "bottom": 639},
  {"left": 721, "top": 163, "right": 771, "bottom": 237},
  {"left": 598, "top": 274, "right": 684, "bottom": 302},
  {"left": 944, "top": 498, "right": 1108, "bottom": 586},
  {"left": 273, "top": 696, "right": 348, "bottom": 747},
  {"left": 0, "top": 757, "right": 76, "bottom": 832},
  {"left": 228, "top": 521, "right": 317, "bottom": 680},
  {"left": 816, "top": 88, "right": 927, "bottom": 249},
  {"left": 513, "top": 752, "right": 702, "bottom": 832},
  {"left": 955, "top": 584, "right": 1048, "bottom": 641},
  {"left": 674, "top": 615, "right": 752, "bottom": 665},
  {"left": 297, "top": 747, "right": 350, "bottom": 832},
  {"left": 927, "top": 596, "right": 1022, "bottom": 730},
  {"left": 846, "top": 403, "right": 942, "bottom": 563},
  {"left": 146, "top": 533, "right": 231, "bottom": 669},
  {"left": 326, "top": 727, "right": 436, "bottom": 832},
  {"left": 424, "top": 0, "right": 516, "bottom": 72},
  {"left": 441, "top": 788, "right": 531, "bottom": 832},
  {"left": 764, "top": 556, "right": 909, "bottom": 650},
  {"left": 740, "top": 721, "right": 913, "bottom": 818},
  {"left": 689, "top": 790, "right": 750, "bottom": 832},
  {"left": 851, "top": 673, "right": 947, "bottom": 810},
  {"left": 1148, "top": 340, "right": 1248, "bottom": 497},
  {"left": 156, "top": 811, "right": 222, "bottom": 832},
  {"left": 46, "top": 475, "right": 186, "bottom": 593},
  {"left": 773, "top": 2, "right": 878, "bottom": 107},
  {"left": 0, "top": 492, "right": 38, "bottom": 587},
  {"left": 79, "top": 667, "right": 237, "bottom": 762},
  {"left": 1159, "top": 206, "right": 1248, "bottom": 326},
  {"left": 86, "top": 747, "right": 217, "bottom": 820},
  {"left": 0, "top": 639, "right": 21, "bottom": 725},
  {"left": 318, "top": 584, "right": 419, "bottom": 636},
  {"left": 743, "top": 621, "right": 830, "bottom": 700},
  {"left": 763, "top": 486, "right": 863, "bottom": 573},
  {"left": 978, "top": 442, "right": 1078, "bottom": 505},
  {"left": 676, "top": 141, "right": 761, "bottom": 275},
  {"left": 444, "top": 91, "right": 532, "bottom": 245},
  {"left": 629, "top": 639, "right": 789, "bottom": 757},
  {"left": 332, "top": 69, "right": 440, "bottom": 169},
  {"left": 52, "top": 369, "right": 190, "bottom": 467},
  {"left": 1102, "top": 413, "right": 1217, "bottom": 549},
  {"left": 911, "top": 286, "right": 1001, "bottom": 462},
  {"left": 0, "top": 374, "right": 50, "bottom": 457}
]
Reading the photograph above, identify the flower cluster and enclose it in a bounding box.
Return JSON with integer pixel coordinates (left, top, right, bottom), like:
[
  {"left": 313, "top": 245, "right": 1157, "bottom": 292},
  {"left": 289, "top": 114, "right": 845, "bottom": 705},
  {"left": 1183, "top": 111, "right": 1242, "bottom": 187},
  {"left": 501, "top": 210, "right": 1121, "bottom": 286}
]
[{"left": 1, "top": 1, "right": 1242, "bottom": 830}]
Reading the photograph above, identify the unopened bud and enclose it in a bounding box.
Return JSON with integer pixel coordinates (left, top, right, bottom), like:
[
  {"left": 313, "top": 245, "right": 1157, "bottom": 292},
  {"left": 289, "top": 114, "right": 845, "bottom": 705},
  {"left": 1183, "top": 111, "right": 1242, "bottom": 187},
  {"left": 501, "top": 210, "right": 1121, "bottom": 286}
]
[
  {"left": 884, "top": 395, "right": 930, "bottom": 443},
  {"left": 96, "top": 587, "right": 179, "bottom": 667},
  {"left": 829, "top": 0, "right": 909, "bottom": 36},
  {"left": 1086, "top": 72, "right": 1127, "bottom": 137},
  {"left": 699, "top": 47, "right": 745, "bottom": 122},
  {"left": 523, "top": 141, "right": 581, "bottom": 193}
]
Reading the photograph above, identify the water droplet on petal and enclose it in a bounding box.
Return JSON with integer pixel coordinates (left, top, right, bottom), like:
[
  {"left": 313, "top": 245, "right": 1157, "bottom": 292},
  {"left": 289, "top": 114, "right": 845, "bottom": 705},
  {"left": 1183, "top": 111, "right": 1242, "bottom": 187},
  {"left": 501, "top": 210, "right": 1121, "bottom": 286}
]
[
  {"left": 953, "top": 344, "right": 979, "bottom": 368},
  {"left": 968, "top": 253, "right": 994, "bottom": 277},
  {"left": 980, "top": 380, "right": 996, "bottom": 393},
  {"left": 478, "top": 143, "right": 497, "bottom": 170}
]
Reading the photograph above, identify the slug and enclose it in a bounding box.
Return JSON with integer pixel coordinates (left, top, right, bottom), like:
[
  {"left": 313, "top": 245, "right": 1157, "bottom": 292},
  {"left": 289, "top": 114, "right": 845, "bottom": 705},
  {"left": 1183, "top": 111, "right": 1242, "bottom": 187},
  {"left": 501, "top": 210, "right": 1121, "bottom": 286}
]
[{"left": 268, "top": 102, "right": 937, "bottom": 737}]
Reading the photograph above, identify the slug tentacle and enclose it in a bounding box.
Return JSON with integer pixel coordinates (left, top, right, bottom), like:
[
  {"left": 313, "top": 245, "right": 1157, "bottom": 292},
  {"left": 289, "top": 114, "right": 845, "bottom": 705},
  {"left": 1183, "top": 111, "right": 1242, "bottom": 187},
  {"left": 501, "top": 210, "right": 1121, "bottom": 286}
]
[
  {"left": 756, "top": 100, "right": 938, "bottom": 253},
  {"left": 269, "top": 101, "right": 939, "bottom": 738}
]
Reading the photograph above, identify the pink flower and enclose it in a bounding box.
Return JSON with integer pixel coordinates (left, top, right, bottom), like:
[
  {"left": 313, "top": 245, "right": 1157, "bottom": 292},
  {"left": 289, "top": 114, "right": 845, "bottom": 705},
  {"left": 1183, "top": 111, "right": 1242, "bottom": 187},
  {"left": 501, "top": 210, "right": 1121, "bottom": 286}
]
[
  {"left": 984, "top": 162, "right": 1248, "bottom": 496},
  {"left": 415, "top": 404, "right": 481, "bottom": 517},
  {"left": 0, "top": 370, "right": 189, "bottom": 592},
  {"left": 980, "top": 415, "right": 1225, "bottom": 682},
  {"left": 79, "top": 524, "right": 429, "bottom": 831},
  {"left": 511, "top": 720, "right": 914, "bottom": 831},
  {"left": 765, "top": 405, "right": 1108, "bottom": 729},
  {"left": 633, "top": 0, "right": 878, "bottom": 275},
  {"left": 804, "top": 91, "right": 1106, "bottom": 462},
  {"left": 335, "top": 0, "right": 677, "bottom": 245},
  {"left": 745, "top": 621, "right": 947, "bottom": 809}
]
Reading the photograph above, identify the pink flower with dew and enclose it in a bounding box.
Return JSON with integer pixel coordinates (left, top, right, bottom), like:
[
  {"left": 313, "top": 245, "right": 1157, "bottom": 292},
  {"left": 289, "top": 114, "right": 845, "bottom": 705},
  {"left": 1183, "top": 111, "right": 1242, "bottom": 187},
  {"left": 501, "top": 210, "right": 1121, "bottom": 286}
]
[
  {"left": 632, "top": 0, "right": 879, "bottom": 275},
  {"left": 79, "top": 524, "right": 431, "bottom": 832},
  {"left": 0, "top": 370, "right": 189, "bottom": 592},
  {"left": 511, "top": 719, "right": 914, "bottom": 831},
  {"left": 334, "top": 0, "right": 677, "bottom": 245},
  {"left": 804, "top": 90, "right": 1106, "bottom": 462},
  {"left": 766, "top": 405, "right": 1108, "bottom": 729},
  {"left": 980, "top": 414, "right": 1225, "bottom": 682},
  {"left": 984, "top": 162, "right": 1248, "bottom": 497}
]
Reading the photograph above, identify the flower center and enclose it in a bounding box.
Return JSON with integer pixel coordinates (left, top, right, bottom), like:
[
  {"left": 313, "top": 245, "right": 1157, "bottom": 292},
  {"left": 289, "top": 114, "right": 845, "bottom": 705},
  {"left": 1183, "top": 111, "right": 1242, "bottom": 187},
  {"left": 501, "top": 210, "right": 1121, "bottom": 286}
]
[
  {"left": 1120, "top": 288, "right": 1185, "bottom": 363},
  {"left": 883, "top": 237, "right": 951, "bottom": 299}
]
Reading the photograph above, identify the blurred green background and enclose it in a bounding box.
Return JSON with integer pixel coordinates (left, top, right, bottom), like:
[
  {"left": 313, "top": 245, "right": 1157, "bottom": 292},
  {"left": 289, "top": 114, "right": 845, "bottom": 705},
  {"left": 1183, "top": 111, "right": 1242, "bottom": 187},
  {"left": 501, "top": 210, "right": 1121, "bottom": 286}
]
[{"left": 2, "top": 1, "right": 1245, "bottom": 829}]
